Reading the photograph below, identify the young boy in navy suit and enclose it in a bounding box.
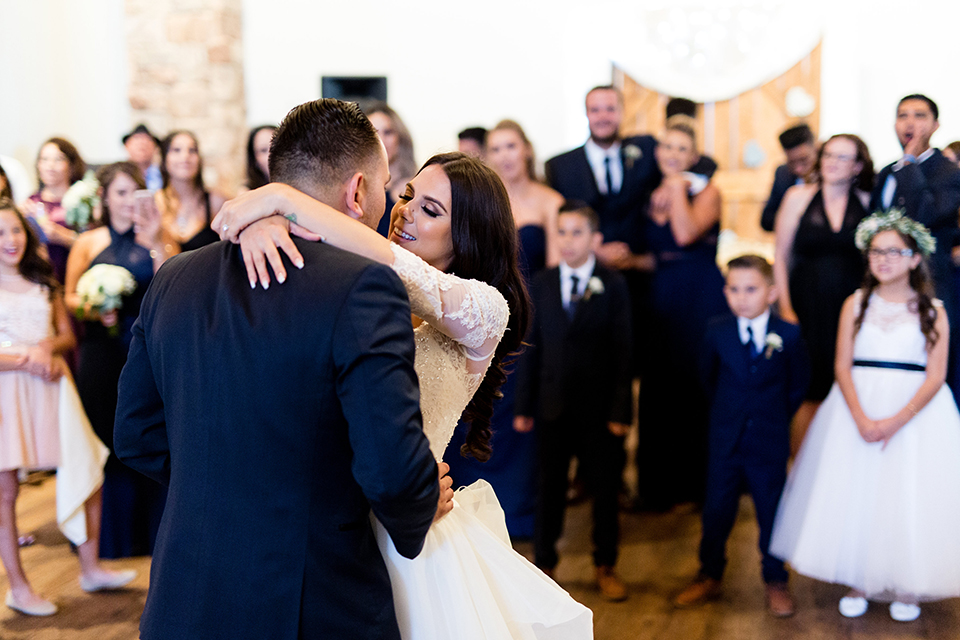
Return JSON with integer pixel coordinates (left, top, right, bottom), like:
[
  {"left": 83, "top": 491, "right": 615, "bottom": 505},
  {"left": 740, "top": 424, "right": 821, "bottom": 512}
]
[
  {"left": 514, "top": 202, "right": 633, "bottom": 601},
  {"left": 674, "top": 255, "right": 809, "bottom": 617}
]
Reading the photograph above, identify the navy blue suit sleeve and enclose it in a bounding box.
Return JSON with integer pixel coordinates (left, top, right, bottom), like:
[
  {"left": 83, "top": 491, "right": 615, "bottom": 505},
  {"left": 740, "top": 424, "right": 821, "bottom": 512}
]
[
  {"left": 332, "top": 263, "right": 438, "bottom": 560},
  {"left": 114, "top": 280, "right": 170, "bottom": 486},
  {"left": 784, "top": 324, "right": 811, "bottom": 416},
  {"left": 761, "top": 165, "right": 791, "bottom": 232},
  {"left": 607, "top": 272, "right": 634, "bottom": 425},
  {"left": 698, "top": 324, "right": 721, "bottom": 400},
  {"left": 513, "top": 280, "right": 540, "bottom": 418}
]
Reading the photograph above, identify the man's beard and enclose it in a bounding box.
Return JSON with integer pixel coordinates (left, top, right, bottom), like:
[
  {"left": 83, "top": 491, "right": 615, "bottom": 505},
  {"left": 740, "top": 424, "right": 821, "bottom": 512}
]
[{"left": 590, "top": 131, "right": 620, "bottom": 146}]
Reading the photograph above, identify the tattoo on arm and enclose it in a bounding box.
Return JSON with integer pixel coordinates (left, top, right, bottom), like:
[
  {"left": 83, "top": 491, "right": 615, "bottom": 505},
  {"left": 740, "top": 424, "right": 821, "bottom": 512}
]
[{"left": 284, "top": 213, "right": 297, "bottom": 224}]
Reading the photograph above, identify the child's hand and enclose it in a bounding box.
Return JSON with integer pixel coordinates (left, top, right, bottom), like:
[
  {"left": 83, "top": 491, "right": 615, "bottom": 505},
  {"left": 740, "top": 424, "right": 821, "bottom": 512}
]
[
  {"left": 24, "top": 343, "right": 54, "bottom": 380},
  {"left": 854, "top": 416, "right": 882, "bottom": 443}
]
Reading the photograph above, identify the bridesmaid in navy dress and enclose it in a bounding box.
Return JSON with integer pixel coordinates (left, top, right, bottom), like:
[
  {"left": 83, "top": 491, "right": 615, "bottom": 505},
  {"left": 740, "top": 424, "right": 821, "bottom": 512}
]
[
  {"left": 445, "top": 120, "right": 562, "bottom": 537},
  {"left": 635, "top": 116, "right": 728, "bottom": 510},
  {"left": 65, "top": 162, "right": 179, "bottom": 557}
]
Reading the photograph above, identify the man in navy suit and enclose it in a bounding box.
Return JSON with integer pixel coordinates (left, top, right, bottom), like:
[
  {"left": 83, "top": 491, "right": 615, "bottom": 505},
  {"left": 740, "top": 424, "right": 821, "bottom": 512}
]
[
  {"left": 674, "top": 255, "right": 808, "bottom": 617},
  {"left": 871, "top": 95, "right": 960, "bottom": 322},
  {"left": 114, "top": 100, "right": 446, "bottom": 640},
  {"left": 760, "top": 123, "right": 817, "bottom": 232},
  {"left": 871, "top": 94, "right": 960, "bottom": 397},
  {"left": 515, "top": 202, "right": 633, "bottom": 602},
  {"left": 545, "top": 85, "right": 659, "bottom": 270}
]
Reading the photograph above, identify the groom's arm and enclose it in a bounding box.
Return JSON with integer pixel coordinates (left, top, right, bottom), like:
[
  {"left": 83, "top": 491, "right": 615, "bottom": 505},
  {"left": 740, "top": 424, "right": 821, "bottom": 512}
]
[
  {"left": 334, "top": 263, "right": 439, "bottom": 559},
  {"left": 114, "top": 284, "right": 170, "bottom": 486}
]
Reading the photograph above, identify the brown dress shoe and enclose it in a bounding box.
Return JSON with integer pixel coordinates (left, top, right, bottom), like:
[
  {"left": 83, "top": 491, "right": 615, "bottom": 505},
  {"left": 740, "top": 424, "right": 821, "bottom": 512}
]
[
  {"left": 674, "top": 576, "right": 722, "bottom": 607},
  {"left": 595, "top": 566, "right": 627, "bottom": 602},
  {"left": 765, "top": 583, "right": 795, "bottom": 617}
]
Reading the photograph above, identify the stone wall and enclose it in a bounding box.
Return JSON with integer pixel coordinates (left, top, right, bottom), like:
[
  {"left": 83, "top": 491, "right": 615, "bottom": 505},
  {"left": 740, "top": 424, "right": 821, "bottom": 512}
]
[{"left": 124, "top": 0, "right": 246, "bottom": 195}]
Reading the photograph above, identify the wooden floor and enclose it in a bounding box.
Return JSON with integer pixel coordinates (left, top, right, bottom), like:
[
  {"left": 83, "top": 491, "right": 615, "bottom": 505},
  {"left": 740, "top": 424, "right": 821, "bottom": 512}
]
[{"left": 2, "top": 476, "right": 959, "bottom": 639}]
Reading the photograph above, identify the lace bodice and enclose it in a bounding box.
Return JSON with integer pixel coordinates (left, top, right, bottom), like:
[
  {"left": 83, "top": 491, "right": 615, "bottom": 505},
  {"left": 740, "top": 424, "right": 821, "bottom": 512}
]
[
  {"left": 0, "top": 280, "right": 53, "bottom": 355},
  {"left": 853, "top": 290, "right": 939, "bottom": 365},
  {"left": 389, "top": 244, "right": 510, "bottom": 460}
]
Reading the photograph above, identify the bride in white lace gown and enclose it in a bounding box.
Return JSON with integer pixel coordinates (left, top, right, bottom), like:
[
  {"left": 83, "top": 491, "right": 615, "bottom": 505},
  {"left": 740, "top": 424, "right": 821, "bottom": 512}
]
[{"left": 215, "top": 152, "right": 593, "bottom": 639}]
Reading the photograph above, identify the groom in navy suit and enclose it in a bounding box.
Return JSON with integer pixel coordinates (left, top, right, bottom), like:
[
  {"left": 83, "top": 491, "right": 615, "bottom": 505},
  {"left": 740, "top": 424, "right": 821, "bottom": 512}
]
[
  {"left": 675, "top": 255, "right": 808, "bottom": 617},
  {"left": 114, "top": 100, "right": 446, "bottom": 640}
]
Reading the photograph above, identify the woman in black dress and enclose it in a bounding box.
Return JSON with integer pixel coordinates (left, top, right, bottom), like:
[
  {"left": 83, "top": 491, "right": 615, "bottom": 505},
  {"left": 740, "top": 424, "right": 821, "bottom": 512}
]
[
  {"left": 65, "top": 162, "right": 178, "bottom": 557},
  {"left": 155, "top": 131, "right": 225, "bottom": 251},
  {"left": 774, "top": 134, "right": 874, "bottom": 449}
]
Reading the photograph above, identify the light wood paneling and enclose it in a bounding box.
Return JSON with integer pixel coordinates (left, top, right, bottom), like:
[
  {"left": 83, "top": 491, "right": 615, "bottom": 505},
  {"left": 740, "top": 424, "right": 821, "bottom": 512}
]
[{"left": 618, "top": 43, "right": 822, "bottom": 243}]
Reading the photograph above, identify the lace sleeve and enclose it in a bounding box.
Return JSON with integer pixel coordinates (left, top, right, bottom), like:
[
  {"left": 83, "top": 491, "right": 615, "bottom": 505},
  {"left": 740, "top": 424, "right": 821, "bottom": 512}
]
[{"left": 390, "top": 244, "right": 509, "bottom": 361}]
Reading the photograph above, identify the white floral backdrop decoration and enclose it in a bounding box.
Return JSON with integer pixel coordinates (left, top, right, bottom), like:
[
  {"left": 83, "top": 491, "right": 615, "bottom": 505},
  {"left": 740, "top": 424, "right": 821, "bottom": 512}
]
[{"left": 576, "top": 0, "right": 824, "bottom": 103}]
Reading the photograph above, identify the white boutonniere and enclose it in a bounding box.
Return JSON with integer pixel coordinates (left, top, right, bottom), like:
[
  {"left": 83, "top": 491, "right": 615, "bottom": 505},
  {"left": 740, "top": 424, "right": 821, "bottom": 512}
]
[
  {"left": 623, "top": 144, "right": 642, "bottom": 170},
  {"left": 582, "top": 276, "right": 604, "bottom": 301},
  {"left": 764, "top": 333, "right": 783, "bottom": 359}
]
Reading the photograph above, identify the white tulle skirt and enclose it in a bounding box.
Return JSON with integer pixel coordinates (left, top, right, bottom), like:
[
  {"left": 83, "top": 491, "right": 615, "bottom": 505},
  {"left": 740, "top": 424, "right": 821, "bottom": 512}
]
[
  {"left": 375, "top": 480, "right": 593, "bottom": 639},
  {"left": 770, "top": 369, "right": 960, "bottom": 602}
]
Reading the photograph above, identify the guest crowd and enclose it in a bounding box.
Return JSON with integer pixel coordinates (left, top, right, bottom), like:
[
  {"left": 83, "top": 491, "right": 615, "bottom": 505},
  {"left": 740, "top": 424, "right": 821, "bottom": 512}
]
[{"left": 2, "top": 88, "right": 960, "bottom": 625}]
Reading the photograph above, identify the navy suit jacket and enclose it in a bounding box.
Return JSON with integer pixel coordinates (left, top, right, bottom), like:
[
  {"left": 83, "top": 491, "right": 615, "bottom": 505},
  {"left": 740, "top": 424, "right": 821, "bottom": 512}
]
[
  {"left": 545, "top": 135, "right": 660, "bottom": 253},
  {"left": 699, "top": 314, "right": 809, "bottom": 463},
  {"left": 114, "top": 239, "right": 439, "bottom": 640},
  {"left": 760, "top": 164, "right": 800, "bottom": 232},
  {"left": 870, "top": 150, "right": 960, "bottom": 310},
  {"left": 515, "top": 263, "right": 633, "bottom": 426}
]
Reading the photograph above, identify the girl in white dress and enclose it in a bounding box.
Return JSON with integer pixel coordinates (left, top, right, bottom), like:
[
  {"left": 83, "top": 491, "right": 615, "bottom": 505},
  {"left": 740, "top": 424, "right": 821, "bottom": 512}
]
[
  {"left": 215, "top": 152, "right": 594, "bottom": 639},
  {"left": 0, "top": 203, "right": 133, "bottom": 617},
  {"left": 770, "top": 210, "right": 960, "bottom": 622}
]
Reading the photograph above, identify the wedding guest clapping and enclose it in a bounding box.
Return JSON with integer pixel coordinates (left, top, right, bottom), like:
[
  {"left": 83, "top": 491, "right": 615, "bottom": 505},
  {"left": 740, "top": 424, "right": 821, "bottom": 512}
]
[{"left": 155, "top": 130, "right": 225, "bottom": 251}]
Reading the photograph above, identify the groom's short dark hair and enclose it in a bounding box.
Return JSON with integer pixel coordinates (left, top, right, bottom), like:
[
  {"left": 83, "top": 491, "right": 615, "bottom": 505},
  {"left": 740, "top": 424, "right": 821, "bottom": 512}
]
[{"left": 269, "top": 99, "right": 383, "bottom": 199}]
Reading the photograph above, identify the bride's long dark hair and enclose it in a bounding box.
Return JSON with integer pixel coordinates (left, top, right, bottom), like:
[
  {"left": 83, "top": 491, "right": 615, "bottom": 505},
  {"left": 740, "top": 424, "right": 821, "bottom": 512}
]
[{"left": 420, "top": 153, "right": 531, "bottom": 461}]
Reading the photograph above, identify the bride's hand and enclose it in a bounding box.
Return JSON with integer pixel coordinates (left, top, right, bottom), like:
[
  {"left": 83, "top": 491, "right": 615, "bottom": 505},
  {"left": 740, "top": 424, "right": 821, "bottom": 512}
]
[
  {"left": 238, "top": 216, "right": 322, "bottom": 289},
  {"left": 213, "top": 183, "right": 298, "bottom": 243}
]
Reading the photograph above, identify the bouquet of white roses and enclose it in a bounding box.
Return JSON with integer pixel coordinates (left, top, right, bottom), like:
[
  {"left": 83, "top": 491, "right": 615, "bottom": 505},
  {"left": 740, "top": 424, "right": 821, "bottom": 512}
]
[
  {"left": 62, "top": 171, "right": 100, "bottom": 229},
  {"left": 76, "top": 264, "right": 137, "bottom": 335}
]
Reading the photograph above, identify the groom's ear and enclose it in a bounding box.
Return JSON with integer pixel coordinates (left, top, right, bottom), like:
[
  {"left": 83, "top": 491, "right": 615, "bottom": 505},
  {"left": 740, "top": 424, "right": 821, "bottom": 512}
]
[{"left": 342, "top": 171, "right": 366, "bottom": 222}]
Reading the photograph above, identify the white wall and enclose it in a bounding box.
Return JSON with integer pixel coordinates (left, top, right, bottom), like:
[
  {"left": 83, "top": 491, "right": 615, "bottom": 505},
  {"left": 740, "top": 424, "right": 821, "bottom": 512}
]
[
  {"left": 0, "top": 0, "right": 130, "bottom": 191},
  {"left": 243, "top": 0, "right": 960, "bottom": 172},
  {"left": 3, "top": 0, "right": 960, "bottom": 196}
]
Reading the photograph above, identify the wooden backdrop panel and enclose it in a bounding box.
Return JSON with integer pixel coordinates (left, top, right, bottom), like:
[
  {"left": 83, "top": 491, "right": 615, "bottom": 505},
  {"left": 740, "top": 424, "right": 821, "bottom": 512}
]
[{"left": 617, "top": 42, "right": 821, "bottom": 242}]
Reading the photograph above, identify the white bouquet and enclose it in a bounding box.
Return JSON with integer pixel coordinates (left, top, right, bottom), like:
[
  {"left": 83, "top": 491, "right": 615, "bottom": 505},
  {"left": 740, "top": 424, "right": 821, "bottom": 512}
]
[
  {"left": 62, "top": 171, "right": 100, "bottom": 229},
  {"left": 76, "top": 264, "right": 137, "bottom": 335}
]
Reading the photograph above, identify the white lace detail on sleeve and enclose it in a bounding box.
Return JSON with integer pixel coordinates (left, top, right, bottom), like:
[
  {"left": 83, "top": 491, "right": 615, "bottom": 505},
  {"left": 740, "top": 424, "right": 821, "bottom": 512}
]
[{"left": 390, "top": 243, "right": 509, "bottom": 361}]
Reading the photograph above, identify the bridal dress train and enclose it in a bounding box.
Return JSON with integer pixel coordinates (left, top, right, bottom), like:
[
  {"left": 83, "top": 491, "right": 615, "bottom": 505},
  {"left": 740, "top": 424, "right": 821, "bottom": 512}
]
[
  {"left": 374, "top": 244, "right": 594, "bottom": 640},
  {"left": 770, "top": 293, "right": 960, "bottom": 602}
]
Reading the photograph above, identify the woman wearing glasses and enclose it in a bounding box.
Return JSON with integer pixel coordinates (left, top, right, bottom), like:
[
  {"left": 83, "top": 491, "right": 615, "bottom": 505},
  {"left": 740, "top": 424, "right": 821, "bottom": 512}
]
[{"left": 773, "top": 134, "right": 875, "bottom": 448}]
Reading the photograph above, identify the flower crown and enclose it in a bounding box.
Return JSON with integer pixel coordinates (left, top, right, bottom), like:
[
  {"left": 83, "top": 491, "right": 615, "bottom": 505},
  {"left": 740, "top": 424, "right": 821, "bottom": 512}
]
[{"left": 854, "top": 208, "right": 936, "bottom": 257}]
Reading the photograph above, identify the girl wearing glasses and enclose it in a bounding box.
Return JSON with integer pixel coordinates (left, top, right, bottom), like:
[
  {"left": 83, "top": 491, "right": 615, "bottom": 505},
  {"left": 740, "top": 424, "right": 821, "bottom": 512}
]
[{"left": 770, "top": 211, "right": 960, "bottom": 622}]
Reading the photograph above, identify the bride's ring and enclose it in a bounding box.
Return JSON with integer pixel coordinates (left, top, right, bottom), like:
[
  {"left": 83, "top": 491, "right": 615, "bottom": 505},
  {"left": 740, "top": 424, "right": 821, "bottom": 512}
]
[{"left": 221, "top": 224, "right": 229, "bottom": 234}]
